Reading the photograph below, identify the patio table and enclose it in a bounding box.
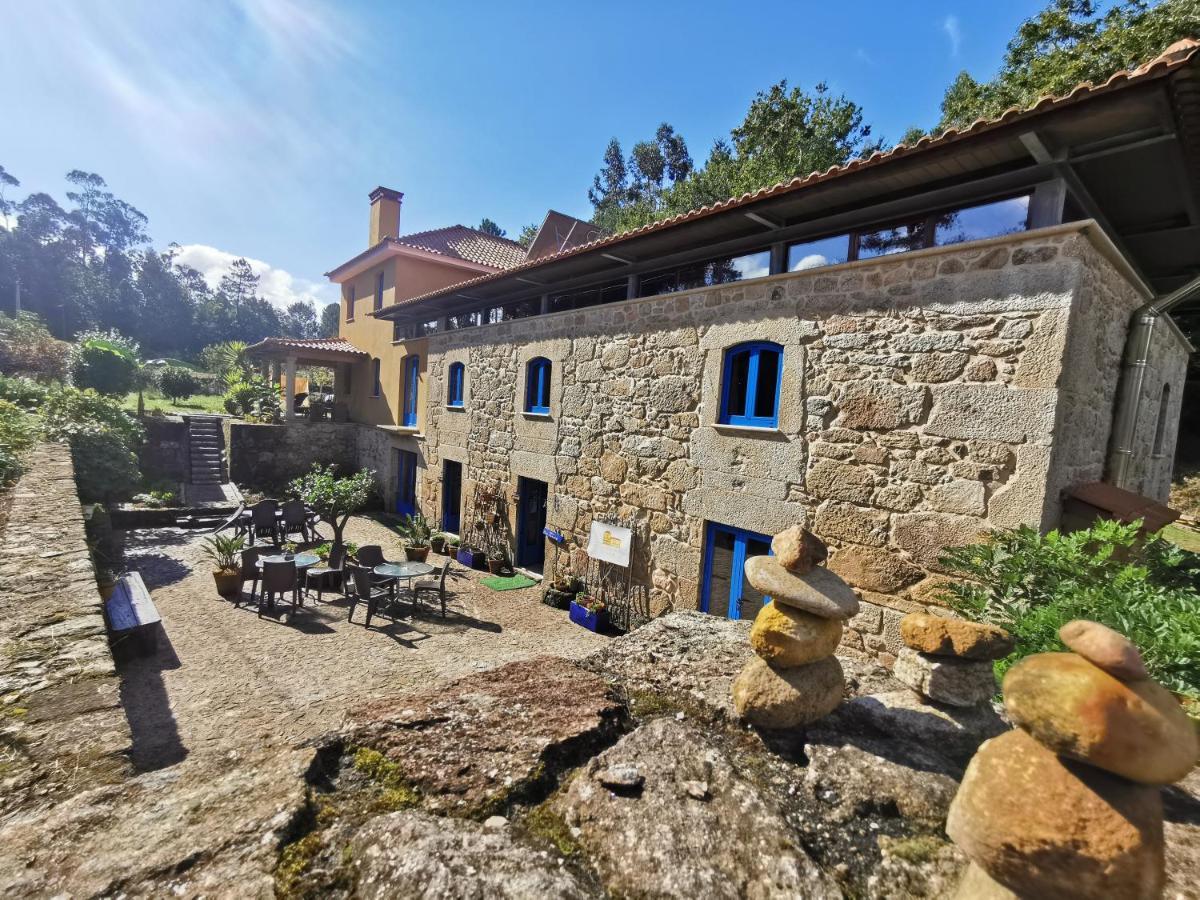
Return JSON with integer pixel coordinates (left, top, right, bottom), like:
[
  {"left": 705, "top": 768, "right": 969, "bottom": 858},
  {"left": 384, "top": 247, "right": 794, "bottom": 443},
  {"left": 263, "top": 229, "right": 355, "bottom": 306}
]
[
  {"left": 374, "top": 561, "right": 434, "bottom": 600},
  {"left": 258, "top": 552, "right": 321, "bottom": 569}
]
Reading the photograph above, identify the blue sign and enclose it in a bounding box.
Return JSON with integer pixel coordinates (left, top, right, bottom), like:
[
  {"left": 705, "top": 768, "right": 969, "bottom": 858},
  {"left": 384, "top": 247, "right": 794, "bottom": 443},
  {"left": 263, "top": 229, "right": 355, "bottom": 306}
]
[{"left": 543, "top": 527, "right": 564, "bottom": 543}]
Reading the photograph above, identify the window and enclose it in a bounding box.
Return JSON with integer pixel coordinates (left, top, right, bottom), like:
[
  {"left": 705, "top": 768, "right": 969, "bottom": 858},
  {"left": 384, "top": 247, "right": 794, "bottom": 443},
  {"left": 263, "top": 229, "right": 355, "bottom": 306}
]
[
  {"left": 701, "top": 523, "right": 773, "bottom": 620},
  {"left": 447, "top": 362, "right": 465, "bottom": 408},
  {"left": 935, "top": 196, "right": 1030, "bottom": 246},
  {"left": 551, "top": 280, "right": 628, "bottom": 312},
  {"left": 374, "top": 271, "right": 384, "bottom": 311},
  {"left": 346, "top": 285, "right": 356, "bottom": 322},
  {"left": 719, "top": 341, "right": 782, "bottom": 428},
  {"left": 371, "top": 359, "right": 381, "bottom": 397},
  {"left": 446, "top": 310, "right": 483, "bottom": 330},
  {"left": 1153, "top": 384, "right": 1171, "bottom": 457},
  {"left": 857, "top": 218, "right": 931, "bottom": 259},
  {"left": 641, "top": 250, "right": 771, "bottom": 298},
  {"left": 402, "top": 355, "right": 419, "bottom": 427},
  {"left": 525, "top": 357, "right": 551, "bottom": 414},
  {"left": 788, "top": 234, "right": 850, "bottom": 271}
]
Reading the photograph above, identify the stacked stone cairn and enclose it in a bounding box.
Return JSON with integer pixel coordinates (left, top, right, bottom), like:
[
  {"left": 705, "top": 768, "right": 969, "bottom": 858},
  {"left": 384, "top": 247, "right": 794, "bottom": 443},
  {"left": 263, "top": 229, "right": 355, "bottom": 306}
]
[
  {"left": 946, "top": 620, "right": 1200, "bottom": 899},
  {"left": 731, "top": 526, "right": 859, "bottom": 729},
  {"left": 894, "top": 612, "right": 1014, "bottom": 707}
]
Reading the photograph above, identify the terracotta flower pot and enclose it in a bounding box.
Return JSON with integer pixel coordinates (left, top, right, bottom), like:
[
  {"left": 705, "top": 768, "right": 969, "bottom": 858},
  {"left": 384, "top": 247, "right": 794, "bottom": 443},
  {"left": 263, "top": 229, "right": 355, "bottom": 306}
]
[
  {"left": 430, "top": 537, "right": 446, "bottom": 554},
  {"left": 213, "top": 569, "right": 241, "bottom": 598},
  {"left": 487, "top": 558, "right": 504, "bottom": 574},
  {"left": 405, "top": 546, "right": 430, "bottom": 563}
]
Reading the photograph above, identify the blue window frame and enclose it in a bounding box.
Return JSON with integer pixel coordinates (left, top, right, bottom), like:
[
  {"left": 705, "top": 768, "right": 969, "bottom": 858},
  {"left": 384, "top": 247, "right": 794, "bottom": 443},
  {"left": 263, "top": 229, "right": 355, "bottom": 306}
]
[
  {"left": 394, "top": 449, "right": 417, "bottom": 517},
  {"left": 371, "top": 358, "right": 381, "bottom": 397},
  {"left": 374, "top": 271, "right": 384, "bottom": 311},
  {"left": 701, "top": 523, "right": 773, "bottom": 620},
  {"left": 402, "top": 354, "right": 419, "bottom": 427},
  {"left": 525, "top": 357, "right": 551, "bottom": 414},
  {"left": 447, "top": 362, "right": 465, "bottom": 408},
  {"left": 719, "top": 341, "right": 782, "bottom": 428}
]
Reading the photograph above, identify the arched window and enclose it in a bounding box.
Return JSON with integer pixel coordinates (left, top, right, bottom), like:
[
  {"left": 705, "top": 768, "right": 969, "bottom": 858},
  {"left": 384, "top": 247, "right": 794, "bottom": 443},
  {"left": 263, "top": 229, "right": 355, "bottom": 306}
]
[
  {"left": 525, "top": 357, "right": 551, "bottom": 414},
  {"left": 447, "top": 362, "right": 465, "bottom": 408},
  {"left": 719, "top": 341, "right": 783, "bottom": 428},
  {"left": 402, "top": 354, "right": 419, "bottom": 427},
  {"left": 1153, "top": 383, "right": 1171, "bottom": 457}
]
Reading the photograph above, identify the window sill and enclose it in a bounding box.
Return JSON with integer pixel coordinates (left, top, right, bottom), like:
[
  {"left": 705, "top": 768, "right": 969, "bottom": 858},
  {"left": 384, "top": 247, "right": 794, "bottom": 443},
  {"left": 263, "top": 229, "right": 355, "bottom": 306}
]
[
  {"left": 382, "top": 425, "right": 423, "bottom": 438},
  {"left": 445, "top": 404, "right": 466, "bottom": 411},
  {"left": 710, "top": 423, "right": 785, "bottom": 437},
  {"left": 522, "top": 411, "right": 552, "bottom": 420}
]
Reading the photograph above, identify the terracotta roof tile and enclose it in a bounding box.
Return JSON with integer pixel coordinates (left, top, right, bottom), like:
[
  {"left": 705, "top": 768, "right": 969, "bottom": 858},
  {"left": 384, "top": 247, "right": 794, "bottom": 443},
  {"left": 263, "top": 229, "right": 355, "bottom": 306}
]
[
  {"left": 375, "top": 38, "right": 1200, "bottom": 316},
  {"left": 395, "top": 225, "right": 528, "bottom": 269},
  {"left": 245, "top": 337, "right": 368, "bottom": 357}
]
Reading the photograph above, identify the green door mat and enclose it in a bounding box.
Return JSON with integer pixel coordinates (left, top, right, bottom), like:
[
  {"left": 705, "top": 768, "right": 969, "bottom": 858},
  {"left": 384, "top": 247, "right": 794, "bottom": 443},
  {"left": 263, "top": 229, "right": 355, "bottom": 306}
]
[{"left": 480, "top": 574, "right": 537, "bottom": 591}]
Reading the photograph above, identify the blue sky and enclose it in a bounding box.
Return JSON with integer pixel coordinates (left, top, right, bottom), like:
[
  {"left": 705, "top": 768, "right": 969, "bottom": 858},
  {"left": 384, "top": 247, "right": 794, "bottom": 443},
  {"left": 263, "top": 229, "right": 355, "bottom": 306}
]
[{"left": 0, "top": 0, "right": 1045, "bottom": 309}]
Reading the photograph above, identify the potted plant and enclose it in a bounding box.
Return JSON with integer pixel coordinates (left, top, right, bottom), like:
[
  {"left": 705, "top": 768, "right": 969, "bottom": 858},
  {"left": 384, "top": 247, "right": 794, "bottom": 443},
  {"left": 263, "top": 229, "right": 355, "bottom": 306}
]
[
  {"left": 543, "top": 574, "right": 584, "bottom": 610},
  {"left": 201, "top": 533, "right": 245, "bottom": 598},
  {"left": 431, "top": 531, "right": 447, "bottom": 555},
  {"left": 569, "top": 592, "right": 606, "bottom": 632},
  {"left": 456, "top": 543, "right": 483, "bottom": 569},
  {"left": 487, "top": 541, "right": 511, "bottom": 575},
  {"left": 398, "top": 514, "right": 432, "bottom": 562}
]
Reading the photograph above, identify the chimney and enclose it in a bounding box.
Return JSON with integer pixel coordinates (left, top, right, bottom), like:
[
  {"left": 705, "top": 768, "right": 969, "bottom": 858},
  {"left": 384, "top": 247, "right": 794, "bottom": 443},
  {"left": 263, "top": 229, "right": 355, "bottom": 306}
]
[{"left": 368, "top": 186, "right": 403, "bottom": 245}]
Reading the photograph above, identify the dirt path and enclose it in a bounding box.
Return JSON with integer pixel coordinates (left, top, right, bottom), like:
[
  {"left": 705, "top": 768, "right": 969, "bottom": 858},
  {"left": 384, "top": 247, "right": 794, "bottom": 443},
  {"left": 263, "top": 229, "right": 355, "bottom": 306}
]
[{"left": 116, "top": 516, "right": 607, "bottom": 772}]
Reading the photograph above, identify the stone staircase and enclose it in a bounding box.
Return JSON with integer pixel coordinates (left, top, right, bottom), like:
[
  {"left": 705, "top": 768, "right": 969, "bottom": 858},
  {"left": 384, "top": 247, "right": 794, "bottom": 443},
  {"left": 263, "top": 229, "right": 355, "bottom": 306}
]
[{"left": 186, "top": 416, "right": 226, "bottom": 485}]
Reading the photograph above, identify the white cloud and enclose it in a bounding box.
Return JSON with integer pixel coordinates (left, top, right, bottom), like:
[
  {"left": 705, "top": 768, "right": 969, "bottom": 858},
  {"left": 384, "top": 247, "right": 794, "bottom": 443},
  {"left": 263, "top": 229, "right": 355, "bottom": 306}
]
[
  {"left": 791, "top": 253, "right": 830, "bottom": 271},
  {"left": 174, "top": 243, "right": 336, "bottom": 311},
  {"left": 943, "top": 16, "right": 963, "bottom": 57}
]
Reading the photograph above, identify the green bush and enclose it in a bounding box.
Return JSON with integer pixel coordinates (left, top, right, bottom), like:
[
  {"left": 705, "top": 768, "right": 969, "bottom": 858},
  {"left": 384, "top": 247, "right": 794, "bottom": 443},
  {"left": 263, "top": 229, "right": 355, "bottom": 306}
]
[
  {"left": 0, "top": 312, "right": 69, "bottom": 381},
  {"left": 939, "top": 519, "right": 1200, "bottom": 699},
  {"left": 68, "top": 330, "right": 141, "bottom": 396},
  {"left": 223, "top": 374, "right": 281, "bottom": 422},
  {"left": 41, "top": 387, "right": 143, "bottom": 446},
  {"left": 0, "top": 373, "right": 49, "bottom": 411},
  {"left": 0, "top": 399, "right": 38, "bottom": 484},
  {"left": 69, "top": 430, "right": 141, "bottom": 502},
  {"left": 157, "top": 366, "right": 200, "bottom": 403}
]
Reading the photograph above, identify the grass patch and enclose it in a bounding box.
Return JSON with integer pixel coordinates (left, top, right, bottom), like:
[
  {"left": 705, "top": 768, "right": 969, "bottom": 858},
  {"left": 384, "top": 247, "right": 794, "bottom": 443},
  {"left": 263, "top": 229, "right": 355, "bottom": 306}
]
[
  {"left": 1162, "top": 522, "right": 1200, "bottom": 553},
  {"left": 275, "top": 832, "right": 324, "bottom": 898},
  {"left": 118, "top": 390, "right": 226, "bottom": 415},
  {"left": 350, "top": 746, "right": 421, "bottom": 810}
]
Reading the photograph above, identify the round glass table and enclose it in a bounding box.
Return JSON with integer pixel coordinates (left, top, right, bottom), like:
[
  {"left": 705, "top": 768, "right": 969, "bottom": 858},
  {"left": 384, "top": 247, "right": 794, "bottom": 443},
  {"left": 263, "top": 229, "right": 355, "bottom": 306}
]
[
  {"left": 259, "top": 552, "right": 321, "bottom": 569},
  {"left": 374, "top": 561, "right": 434, "bottom": 597}
]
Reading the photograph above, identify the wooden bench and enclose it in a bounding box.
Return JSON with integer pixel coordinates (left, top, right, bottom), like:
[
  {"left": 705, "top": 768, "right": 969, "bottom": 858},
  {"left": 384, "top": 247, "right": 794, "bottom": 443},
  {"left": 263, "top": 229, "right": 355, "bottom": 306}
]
[{"left": 104, "top": 572, "right": 161, "bottom": 658}]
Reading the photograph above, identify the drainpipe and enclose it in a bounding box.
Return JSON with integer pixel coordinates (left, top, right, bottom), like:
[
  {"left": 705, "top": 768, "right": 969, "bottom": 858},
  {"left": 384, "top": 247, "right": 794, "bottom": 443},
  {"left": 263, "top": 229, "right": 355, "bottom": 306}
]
[{"left": 1108, "top": 274, "right": 1200, "bottom": 489}]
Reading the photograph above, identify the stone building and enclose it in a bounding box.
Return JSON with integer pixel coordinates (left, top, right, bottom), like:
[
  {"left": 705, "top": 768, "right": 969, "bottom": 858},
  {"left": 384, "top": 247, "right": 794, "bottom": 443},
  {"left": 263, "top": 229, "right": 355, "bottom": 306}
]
[{"left": 259, "top": 41, "right": 1200, "bottom": 659}]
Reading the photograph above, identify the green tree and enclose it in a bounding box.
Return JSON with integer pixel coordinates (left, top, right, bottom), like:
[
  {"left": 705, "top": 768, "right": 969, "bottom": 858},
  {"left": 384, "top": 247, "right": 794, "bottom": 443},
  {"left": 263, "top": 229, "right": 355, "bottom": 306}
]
[
  {"left": 68, "top": 329, "right": 140, "bottom": 396},
  {"left": 936, "top": 0, "right": 1200, "bottom": 132},
  {"left": 515, "top": 223, "right": 540, "bottom": 249},
  {"left": 0, "top": 312, "right": 69, "bottom": 380},
  {"left": 477, "top": 218, "right": 507, "bottom": 238},
  {"left": 157, "top": 365, "right": 199, "bottom": 403},
  {"left": 279, "top": 300, "right": 317, "bottom": 339},
  {"left": 319, "top": 301, "right": 340, "bottom": 338},
  {"left": 0, "top": 165, "right": 18, "bottom": 229},
  {"left": 288, "top": 464, "right": 375, "bottom": 550}
]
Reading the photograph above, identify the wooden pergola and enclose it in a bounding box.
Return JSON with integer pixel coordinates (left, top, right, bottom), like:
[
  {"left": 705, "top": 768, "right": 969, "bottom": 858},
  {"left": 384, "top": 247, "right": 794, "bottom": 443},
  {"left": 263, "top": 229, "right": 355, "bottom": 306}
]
[{"left": 244, "top": 337, "right": 368, "bottom": 424}]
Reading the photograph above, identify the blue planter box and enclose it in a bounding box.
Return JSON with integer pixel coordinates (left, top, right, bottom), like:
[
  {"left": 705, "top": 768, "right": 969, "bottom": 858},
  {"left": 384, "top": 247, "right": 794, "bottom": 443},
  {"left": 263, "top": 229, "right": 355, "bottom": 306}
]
[
  {"left": 569, "top": 600, "right": 603, "bottom": 632},
  {"left": 457, "top": 548, "right": 485, "bottom": 569}
]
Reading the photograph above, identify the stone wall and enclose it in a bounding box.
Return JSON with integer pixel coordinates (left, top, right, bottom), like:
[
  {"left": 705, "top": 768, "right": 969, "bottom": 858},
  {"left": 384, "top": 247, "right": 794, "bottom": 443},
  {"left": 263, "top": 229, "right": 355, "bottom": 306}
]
[
  {"left": 1124, "top": 313, "right": 1190, "bottom": 502},
  {"left": 0, "top": 443, "right": 130, "bottom": 812},
  {"left": 405, "top": 224, "right": 1154, "bottom": 661},
  {"left": 227, "top": 421, "right": 358, "bottom": 489},
  {"left": 139, "top": 416, "right": 189, "bottom": 484}
]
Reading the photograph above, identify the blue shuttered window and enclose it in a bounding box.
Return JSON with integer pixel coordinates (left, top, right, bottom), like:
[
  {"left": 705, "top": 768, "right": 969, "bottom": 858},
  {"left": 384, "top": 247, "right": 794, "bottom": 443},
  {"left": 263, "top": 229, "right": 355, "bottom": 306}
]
[
  {"left": 719, "top": 341, "right": 783, "bottom": 428},
  {"left": 402, "top": 355, "right": 419, "bottom": 427},
  {"left": 447, "top": 362, "right": 465, "bottom": 407},
  {"left": 525, "top": 357, "right": 551, "bottom": 414}
]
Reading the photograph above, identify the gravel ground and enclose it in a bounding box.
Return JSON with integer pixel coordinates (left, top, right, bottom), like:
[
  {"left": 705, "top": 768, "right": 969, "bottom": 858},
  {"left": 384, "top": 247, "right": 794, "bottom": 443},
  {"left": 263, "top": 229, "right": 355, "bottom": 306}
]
[{"left": 115, "top": 515, "right": 607, "bottom": 772}]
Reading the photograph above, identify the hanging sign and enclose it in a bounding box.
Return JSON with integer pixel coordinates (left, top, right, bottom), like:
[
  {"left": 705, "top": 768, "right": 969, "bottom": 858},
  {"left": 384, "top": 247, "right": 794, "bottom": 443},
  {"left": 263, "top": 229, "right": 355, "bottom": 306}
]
[
  {"left": 587, "top": 521, "right": 632, "bottom": 567},
  {"left": 542, "top": 527, "right": 564, "bottom": 543}
]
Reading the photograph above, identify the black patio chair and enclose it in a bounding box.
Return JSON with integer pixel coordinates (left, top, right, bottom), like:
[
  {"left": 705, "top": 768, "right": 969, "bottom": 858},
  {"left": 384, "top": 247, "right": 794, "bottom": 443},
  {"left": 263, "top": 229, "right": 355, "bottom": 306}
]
[
  {"left": 212, "top": 502, "right": 246, "bottom": 539},
  {"left": 249, "top": 500, "right": 280, "bottom": 546},
  {"left": 348, "top": 564, "right": 391, "bottom": 628},
  {"left": 280, "top": 499, "right": 311, "bottom": 542},
  {"left": 305, "top": 544, "right": 347, "bottom": 602},
  {"left": 259, "top": 559, "right": 298, "bottom": 616},
  {"left": 412, "top": 559, "right": 452, "bottom": 618},
  {"left": 355, "top": 544, "right": 396, "bottom": 594}
]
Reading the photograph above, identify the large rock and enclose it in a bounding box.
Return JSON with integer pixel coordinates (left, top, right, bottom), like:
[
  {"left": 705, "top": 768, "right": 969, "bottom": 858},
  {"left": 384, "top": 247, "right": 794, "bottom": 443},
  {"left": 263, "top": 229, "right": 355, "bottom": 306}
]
[
  {"left": 1058, "top": 620, "right": 1147, "bottom": 681},
  {"left": 900, "top": 612, "right": 1013, "bottom": 660},
  {"left": 553, "top": 718, "right": 841, "bottom": 898},
  {"left": 1003, "top": 652, "right": 1198, "bottom": 784},
  {"left": 825, "top": 690, "right": 1007, "bottom": 765},
  {"left": 732, "top": 655, "right": 844, "bottom": 729},
  {"left": 744, "top": 556, "right": 860, "bottom": 620},
  {"left": 350, "top": 810, "right": 592, "bottom": 899},
  {"left": 343, "top": 657, "right": 627, "bottom": 816},
  {"left": 749, "top": 602, "right": 843, "bottom": 667},
  {"left": 580, "top": 611, "right": 754, "bottom": 721},
  {"left": 946, "top": 729, "right": 1165, "bottom": 900},
  {"left": 771, "top": 525, "right": 828, "bottom": 574},
  {"left": 830, "top": 544, "right": 924, "bottom": 593},
  {"left": 893, "top": 647, "right": 996, "bottom": 707},
  {"left": 804, "top": 733, "right": 960, "bottom": 824}
]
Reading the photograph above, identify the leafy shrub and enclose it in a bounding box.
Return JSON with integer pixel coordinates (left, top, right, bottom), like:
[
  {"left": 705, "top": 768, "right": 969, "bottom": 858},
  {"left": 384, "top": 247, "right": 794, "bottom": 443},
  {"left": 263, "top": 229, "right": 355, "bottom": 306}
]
[
  {"left": 157, "top": 366, "right": 200, "bottom": 403},
  {"left": 0, "top": 399, "right": 38, "bottom": 484},
  {"left": 289, "top": 464, "right": 375, "bottom": 549},
  {"left": 0, "top": 312, "right": 69, "bottom": 381},
  {"left": 41, "top": 387, "right": 143, "bottom": 446},
  {"left": 199, "top": 341, "right": 251, "bottom": 388},
  {"left": 223, "top": 374, "right": 281, "bottom": 422},
  {"left": 0, "top": 373, "right": 49, "bottom": 411},
  {"left": 939, "top": 519, "right": 1200, "bottom": 699},
  {"left": 39, "top": 387, "right": 143, "bottom": 502},
  {"left": 68, "top": 329, "right": 141, "bottom": 396}
]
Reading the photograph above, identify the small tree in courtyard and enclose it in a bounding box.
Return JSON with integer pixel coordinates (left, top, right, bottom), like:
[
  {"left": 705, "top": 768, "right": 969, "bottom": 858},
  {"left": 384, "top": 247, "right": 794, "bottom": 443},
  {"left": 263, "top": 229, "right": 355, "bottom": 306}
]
[
  {"left": 68, "top": 329, "right": 140, "bottom": 396},
  {"left": 158, "top": 366, "right": 199, "bottom": 403},
  {"left": 289, "top": 464, "right": 375, "bottom": 550}
]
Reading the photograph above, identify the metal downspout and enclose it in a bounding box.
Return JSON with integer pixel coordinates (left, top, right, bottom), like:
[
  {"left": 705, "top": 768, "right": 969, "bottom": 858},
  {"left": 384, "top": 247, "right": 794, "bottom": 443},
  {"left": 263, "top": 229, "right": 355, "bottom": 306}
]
[{"left": 1108, "top": 275, "right": 1200, "bottom": 489}]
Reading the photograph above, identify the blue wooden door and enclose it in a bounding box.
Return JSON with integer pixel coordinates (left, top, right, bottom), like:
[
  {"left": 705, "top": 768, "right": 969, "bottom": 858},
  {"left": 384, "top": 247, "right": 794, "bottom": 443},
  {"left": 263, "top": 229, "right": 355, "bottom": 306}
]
[
  {"left": 701, "top": 523, "right": 772, "bottom": 619},
  {"left": 442, "top": 460, "right": 462, "bottom": 534},
  {"left": 516, "top": 477, "right": 547, "bottom": 571},
  {"left": 395, "top": 449, "right": 417, "bottom": 516}
]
